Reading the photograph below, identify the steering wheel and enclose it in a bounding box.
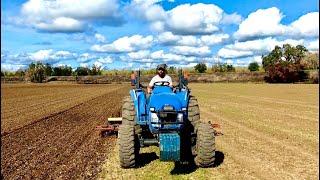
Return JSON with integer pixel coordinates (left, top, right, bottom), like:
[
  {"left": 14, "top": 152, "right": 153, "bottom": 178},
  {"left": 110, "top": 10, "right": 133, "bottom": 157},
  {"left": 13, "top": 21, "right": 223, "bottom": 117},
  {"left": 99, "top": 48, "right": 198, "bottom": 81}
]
[{"left": 154, "top": 81, "right": 170, "bottom": 86}]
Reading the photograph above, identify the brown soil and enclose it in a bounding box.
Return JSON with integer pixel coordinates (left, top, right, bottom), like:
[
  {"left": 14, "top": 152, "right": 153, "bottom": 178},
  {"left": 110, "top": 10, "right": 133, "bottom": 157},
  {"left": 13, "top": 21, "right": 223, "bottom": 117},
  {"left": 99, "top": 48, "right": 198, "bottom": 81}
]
[{"left": 1, "top": 84, "right": 129, "bottom": 179}]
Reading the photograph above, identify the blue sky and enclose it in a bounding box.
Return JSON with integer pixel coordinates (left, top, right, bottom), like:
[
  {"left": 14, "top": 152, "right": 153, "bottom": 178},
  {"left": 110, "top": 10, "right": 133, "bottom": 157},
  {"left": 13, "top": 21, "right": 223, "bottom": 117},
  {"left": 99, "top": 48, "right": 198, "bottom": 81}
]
[{"left": 1, "top": 0, "right": 319, "bottom": 71}]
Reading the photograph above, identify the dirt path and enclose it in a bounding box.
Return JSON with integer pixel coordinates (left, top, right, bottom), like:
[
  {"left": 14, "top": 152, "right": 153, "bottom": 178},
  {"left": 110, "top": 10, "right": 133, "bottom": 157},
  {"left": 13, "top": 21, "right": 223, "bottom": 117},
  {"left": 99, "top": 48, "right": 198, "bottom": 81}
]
[{"left": 1, "top": 86, "right": 129, "bottom": 179}]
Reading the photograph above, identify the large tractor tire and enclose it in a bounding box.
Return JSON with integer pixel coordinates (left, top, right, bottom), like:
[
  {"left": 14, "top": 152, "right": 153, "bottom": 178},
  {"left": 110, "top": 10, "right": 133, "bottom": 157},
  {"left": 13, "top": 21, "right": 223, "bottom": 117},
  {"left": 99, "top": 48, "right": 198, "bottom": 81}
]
[
  {"left": 188, "top": 96, "right": 200, "bottom": 129},
  {"left": 194, "top": 122, "right": 215, "bottom": 167},
  {"left": 118, "top": 124, "right": 140, "bottom": 168},
  {"left": 122, "top": 96, "right": 135, "bottom": 125},
  {"left": 122, "top": 96, "right": 142, "bottom": 134}
]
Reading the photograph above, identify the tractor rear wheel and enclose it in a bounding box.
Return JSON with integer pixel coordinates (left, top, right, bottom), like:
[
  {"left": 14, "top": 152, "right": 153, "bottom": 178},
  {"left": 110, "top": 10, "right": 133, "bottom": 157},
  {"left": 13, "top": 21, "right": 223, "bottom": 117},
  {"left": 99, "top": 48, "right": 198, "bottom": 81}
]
[
  {"left": 118, "top": 124, "right": 140, "bottom": 168},
  {"left": 194, "top": 122, "right": 215, "bottom": 167},
  {"left": 188, "top": 96, "right": 200, "bottom": 129}
]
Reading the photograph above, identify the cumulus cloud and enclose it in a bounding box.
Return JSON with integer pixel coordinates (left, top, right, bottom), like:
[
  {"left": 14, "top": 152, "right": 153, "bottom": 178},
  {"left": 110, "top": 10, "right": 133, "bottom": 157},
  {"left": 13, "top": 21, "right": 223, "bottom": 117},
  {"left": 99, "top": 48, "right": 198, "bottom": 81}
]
[
  {"left": 221, "top": 13, "right": 243, "bottom": 25},
  {"left": 94, "top": 33, "right": 107, "bottom": 43},
  {"left": 218, "top": 48, "right": 253, "bottom": 59},
  {"left": 170, "top": 46, "right": 211, "bottom": 56},
  {"left": 234, "top": 7, "right": 287, "bottom": 40},
  {"left": 234, "top": 7, "right": 319, "bottom": 41},
  {"left": 96, "top": 56, "right": 113, "bottom": 64},
  {"left": 289, "top": 12, "right": 319, "bottom": 38},
  {"left": 35, "top": 17, "right": 85, "bottom": 33},
  {"left": 166, "top": 3, "right": 223, "bottom": 34},
  {"left": 77, "top": 53, "right": 97, "bottom": 63},
  {"left": 128, "top": 50, "right": 150, "bottom": 59},
  {"left": 306, "top": 39, "right": 319, "bottom": 52},
  {"left": 91, "top": 35, "right": 153, "bottom": 53},
  {"left": 157, "top": 32, "right": 229, "bottom": 46},
  {"left": 19, "top": 0, "right": 123, "bottom": 33},
  {"left": 1, "top": 63, "right": 28, "bottom": 71},
  {"left": 218, "top": 37, "right": 306, "bottom": 59},
  {"left": 1, "top": 49, "right": 77, "bottom": 71},
  {"left": 129, "top": 2, "right": 242, "bottom": 35},
  {"left": 29, "top": 49, "right": 76, "bottom": 62}
]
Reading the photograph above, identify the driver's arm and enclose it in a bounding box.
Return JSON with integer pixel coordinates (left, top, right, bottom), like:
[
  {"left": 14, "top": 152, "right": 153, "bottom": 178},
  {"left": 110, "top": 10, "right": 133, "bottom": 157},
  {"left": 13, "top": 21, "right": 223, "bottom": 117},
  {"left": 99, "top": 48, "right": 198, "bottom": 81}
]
[
  {"left": 147, "top": 78, "right": 155, "bottom": 94},
  {"left": 147, "top": 85, "right": 153, "bottom": 94},
  {"left": 168, "top": 76, "right": 173, "bottom": 87}
]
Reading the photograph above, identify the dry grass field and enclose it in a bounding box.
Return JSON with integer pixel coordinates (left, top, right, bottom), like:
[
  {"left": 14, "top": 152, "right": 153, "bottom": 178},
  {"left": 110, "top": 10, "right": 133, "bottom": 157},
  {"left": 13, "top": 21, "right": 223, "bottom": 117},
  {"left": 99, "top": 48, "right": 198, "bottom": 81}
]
[
  {"left": 1, "top": 83, "right": 318, "bottom": 179},
  {"left": 98, "top": 83, "right": 319, "bottom": 180}
]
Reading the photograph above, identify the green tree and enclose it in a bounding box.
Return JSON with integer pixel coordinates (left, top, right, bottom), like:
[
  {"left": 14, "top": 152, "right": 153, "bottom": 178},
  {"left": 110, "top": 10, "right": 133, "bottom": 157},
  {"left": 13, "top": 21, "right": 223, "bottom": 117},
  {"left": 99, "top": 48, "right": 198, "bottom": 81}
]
[
  {"left": 90, "top": 64, "right": 102, "bottom": 75},
  {"left": 44, "top": 63, "right": 53, "bottom": 76},
  {"left": 301, "top": 52, "right": 319, "bottom": 70},
  {"left": 75, "top": 67, "right": 90, "bottom": 76},
  {"left": 248, "top": 62, "right": 260, "bottom": 72},
  {"left": 167, "top": 66, "right": 176, "bottom": 74},
  {"left": 15, "top": 68, "right": 26, "bottom": 77},
  {"left": 212, "top": 63, "right": 235, "bottom": 72},
  {"left": 27, "top": 62, "right": 46, "bottom": 83},
  {"left": 262, "top": 44, "right": 308, "bottom": 83},
  {"left": 195, "top": 62, "right": 207, "bottom": 73}
]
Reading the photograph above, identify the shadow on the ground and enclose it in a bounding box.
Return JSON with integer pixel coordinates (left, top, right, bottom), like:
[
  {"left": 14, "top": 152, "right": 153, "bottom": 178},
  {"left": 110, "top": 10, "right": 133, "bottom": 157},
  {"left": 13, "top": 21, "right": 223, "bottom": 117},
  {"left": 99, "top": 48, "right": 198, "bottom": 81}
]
[
  {"left": 213, "top": 151, "right": 224, "bottom": 167},
  {"left": 135, "top": 152, "right": 159, "bottom": 168},
  {"left": 170, "top": 151, "right": 225, "bottom": 175}
]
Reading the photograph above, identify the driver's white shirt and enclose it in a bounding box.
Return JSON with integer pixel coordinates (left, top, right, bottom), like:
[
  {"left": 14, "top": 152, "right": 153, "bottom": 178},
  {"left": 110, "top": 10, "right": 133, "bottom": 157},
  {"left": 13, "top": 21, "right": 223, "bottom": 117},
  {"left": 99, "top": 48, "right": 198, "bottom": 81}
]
[{"left": 149, "top": 75, "right": 172, "bottom": 87}]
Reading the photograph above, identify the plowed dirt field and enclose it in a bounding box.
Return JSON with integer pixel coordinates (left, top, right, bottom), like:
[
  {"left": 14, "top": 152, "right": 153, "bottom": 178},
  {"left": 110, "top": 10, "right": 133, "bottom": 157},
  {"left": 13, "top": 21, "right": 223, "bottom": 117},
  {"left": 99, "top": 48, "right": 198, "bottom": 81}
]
[
  {"left": 1, "top": 83, "right": 129, "bottom": 179},
  {"left": 1, "top": 83, "right": 318, "bottom": 179}
]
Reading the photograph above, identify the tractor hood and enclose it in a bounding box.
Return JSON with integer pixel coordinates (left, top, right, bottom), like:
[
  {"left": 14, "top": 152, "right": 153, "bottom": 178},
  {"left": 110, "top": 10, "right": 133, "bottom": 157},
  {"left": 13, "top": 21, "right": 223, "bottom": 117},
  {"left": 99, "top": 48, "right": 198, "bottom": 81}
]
[{"left": 149, "top": 92, "right": 183, "bottom": 111}]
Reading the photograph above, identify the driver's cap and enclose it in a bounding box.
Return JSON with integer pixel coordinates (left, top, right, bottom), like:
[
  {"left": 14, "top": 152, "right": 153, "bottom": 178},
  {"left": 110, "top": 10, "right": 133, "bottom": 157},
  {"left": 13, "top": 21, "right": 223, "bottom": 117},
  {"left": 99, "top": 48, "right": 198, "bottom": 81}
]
[{"left": 157, "top": 64, "right": 167, "bottom": 70}]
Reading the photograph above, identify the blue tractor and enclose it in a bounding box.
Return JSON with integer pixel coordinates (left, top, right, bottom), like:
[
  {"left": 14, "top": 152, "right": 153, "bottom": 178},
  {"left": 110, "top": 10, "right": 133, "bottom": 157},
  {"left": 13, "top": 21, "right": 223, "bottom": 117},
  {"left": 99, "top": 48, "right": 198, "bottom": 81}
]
[{"left": 118, "top": 70, "right": 215, "bottom": 168}]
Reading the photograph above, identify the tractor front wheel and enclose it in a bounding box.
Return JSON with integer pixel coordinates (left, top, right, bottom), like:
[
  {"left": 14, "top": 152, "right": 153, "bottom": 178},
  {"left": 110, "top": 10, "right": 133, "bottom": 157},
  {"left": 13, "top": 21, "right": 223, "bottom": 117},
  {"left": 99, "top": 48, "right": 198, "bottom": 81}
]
[
  {"left": 118, "top": 124, "right": 139, "bottom": 168},
  {"left": 194, "top": 122, "right": 215, "bottom": 167}
]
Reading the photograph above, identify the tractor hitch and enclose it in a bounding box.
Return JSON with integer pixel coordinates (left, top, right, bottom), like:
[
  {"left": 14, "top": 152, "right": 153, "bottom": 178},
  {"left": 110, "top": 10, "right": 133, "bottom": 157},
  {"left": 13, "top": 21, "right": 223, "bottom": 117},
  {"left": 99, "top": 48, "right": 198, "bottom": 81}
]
[{"left": 96, "top": 117, "right": 122, "bottom": 137}]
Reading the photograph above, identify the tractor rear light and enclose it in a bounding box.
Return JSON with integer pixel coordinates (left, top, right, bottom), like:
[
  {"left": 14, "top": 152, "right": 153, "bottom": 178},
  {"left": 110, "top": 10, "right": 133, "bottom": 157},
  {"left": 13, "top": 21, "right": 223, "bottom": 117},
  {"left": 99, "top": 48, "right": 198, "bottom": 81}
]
[
  {"left": 177, "top": 113, "right": 183, "bottom": 122},
  {"left": 151, "top": 113, "right": 159, "bottom": 123}
]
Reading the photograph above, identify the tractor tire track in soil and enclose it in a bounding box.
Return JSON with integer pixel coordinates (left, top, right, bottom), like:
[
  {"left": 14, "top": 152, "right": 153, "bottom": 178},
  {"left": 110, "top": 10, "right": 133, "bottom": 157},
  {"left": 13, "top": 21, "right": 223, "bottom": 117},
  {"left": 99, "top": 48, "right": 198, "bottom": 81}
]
[{"left": 1, "top": 86, "right": 129, "bottom": 179}]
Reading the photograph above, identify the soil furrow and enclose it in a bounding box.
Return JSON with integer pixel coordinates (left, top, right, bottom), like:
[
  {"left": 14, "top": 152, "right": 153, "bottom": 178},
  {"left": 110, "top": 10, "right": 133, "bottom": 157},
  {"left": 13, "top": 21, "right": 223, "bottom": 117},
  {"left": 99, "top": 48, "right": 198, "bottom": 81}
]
[{"left": 1, "top": 85, "right": 129, "bottom": 179}]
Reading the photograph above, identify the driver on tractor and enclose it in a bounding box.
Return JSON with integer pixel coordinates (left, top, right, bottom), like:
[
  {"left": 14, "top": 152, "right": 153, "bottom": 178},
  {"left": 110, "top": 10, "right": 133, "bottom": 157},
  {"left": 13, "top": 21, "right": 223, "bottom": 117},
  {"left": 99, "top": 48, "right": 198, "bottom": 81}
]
[{"left": 147, "top": 64, "right": 173, "bottom": 94}]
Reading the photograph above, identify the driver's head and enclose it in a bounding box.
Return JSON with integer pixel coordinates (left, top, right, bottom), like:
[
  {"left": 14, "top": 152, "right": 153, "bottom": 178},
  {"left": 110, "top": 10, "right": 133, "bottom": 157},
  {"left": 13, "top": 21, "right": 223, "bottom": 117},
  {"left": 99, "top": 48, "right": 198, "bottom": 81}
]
[{"left": 156, "top": 64, "right": 167, "bottom": 78}]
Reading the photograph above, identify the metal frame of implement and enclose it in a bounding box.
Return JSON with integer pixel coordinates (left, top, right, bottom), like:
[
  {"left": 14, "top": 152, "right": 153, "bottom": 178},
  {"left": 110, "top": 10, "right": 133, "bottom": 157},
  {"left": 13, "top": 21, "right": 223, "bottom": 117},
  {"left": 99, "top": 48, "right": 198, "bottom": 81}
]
[{"left": 96, "top": 117, "right": 223, "bottom": 137}]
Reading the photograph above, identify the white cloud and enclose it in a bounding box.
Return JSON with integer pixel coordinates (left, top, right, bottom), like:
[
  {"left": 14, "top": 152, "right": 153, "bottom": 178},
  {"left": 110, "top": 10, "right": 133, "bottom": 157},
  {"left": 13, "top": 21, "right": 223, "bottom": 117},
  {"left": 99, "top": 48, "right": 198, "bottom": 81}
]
[
  {"left": 221, "top": 13, "right": 243, "bottom": 25},
  {"left": 171, "top": 46, "right": 211, "bottom": 56},
  {"left": 128, "top": 50, "right": 150, "bottom": 59},
  {"left": 1, "top": 63, "right": 27, "bottom": 72},
  {"left": 200, "top": 34, "right": 230, "bottom": 46},
  {"left": 234, "top": 7, "right": 287, "bottom": 40},
  {"left": 35, "top": 17, "right": 85, "bottom": 33},
  {"left": 218, "top": 48, "right": 253, "bottom": 59},
  {"left": 80, "top": 63, "right": 89, "bottom": 67},
  {"left": 218, "top": 37, "right": 306, "bottom": 59},
  {"left": 91, "top": 35, "right": 153, "bottom": 53},
  {"left": 306, "top": 39, "right": 319, "bottom": 52},
  {"left": 95, "top": 33, "right": 106, "bottom": 43},
  {"left": 166, "top": 3, "right": 223, "bottom": 34},
  {"left": 157, "top": 32, "right": 229, "bottom": 46},
  {"left": 77, "top": 53, "right": 95, "bottom": 62},
  {"left": 96, "top": 56, "right": 113, "bottom": 64},
  {"left": 234, "top": 8, "right": 319, "bottom": 41},
  {"left": 30, "top": 49, "right": 54, "bottom": 61},
  {"left": 157, "top": 32, "right": 180, "bottom": 45},
  {"left": 289, "top": 12, "right": 319, "bottom": 38},
  {"left": 20, "top": 0, "right": 122, "bottom": 32},
  {"left": 129, "top": 2, "right": 242, "bottom": 35}
]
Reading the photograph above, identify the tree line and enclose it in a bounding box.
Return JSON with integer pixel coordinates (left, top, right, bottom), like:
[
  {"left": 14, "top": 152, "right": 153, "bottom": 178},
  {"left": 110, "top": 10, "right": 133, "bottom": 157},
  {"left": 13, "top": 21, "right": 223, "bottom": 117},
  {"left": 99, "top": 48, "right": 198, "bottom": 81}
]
[{"left": 1, "top": 44, "right": 318, "bottom": 83}]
